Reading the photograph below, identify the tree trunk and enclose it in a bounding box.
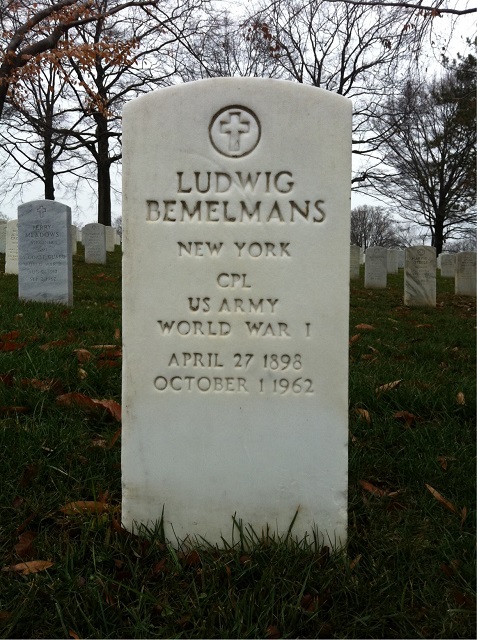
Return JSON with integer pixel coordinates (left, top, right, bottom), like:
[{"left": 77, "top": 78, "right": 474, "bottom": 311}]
[
  {"left": 434, "top": 210, "right": 445, "bottom": 256},
  {"left": 43, "top": 110, "right": 55, "bottom": 200},
  {"left": 96, "top": 113, "right": 111, "bottom": 226}
]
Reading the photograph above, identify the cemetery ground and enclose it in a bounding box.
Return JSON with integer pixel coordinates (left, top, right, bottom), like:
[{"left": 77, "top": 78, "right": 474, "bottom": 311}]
[{"left": 0, "top": 248, "right": 475, "bottom": 640}]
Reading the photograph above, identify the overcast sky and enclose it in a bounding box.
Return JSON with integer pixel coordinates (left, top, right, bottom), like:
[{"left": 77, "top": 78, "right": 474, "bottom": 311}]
[{"left": 0, "top": 1, "right": 474, "bottom": 226}]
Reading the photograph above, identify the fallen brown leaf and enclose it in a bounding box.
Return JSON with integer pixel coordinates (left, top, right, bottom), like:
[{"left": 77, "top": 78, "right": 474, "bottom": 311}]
[
  {"left": 425, "top": 484, "right": 459, "bottom": 514},
  {"left": 56, "top": 393, "right": 121, "bottom": 421},
  {"left": 74, "top": 349, "right": 93, "bottom": 363},
  {"left": 15, "top": 531, "right": 36, "bottom": 558},
  {"left": 460, "top": 505, "right": 468, "bottom": 526},
  {"left": 349, "top": 333, "right": 361, "bottom": 345},
  {"left": 415, "top": 323, "right": 433, "bottom": 328},
  {"left": 0, "top": 406, "right": 30, "bottom": 415},
  {"left": 59, "top": 501, "right": 110, "bottom": 515},
  {"left": 359, "top": 480, "right": 388, "bottom": 497},
  {"left": 376, "top": 379, "right": 403, "bottom": 394},
  {"left": 355, "top": 323, "right": 374, "bottom": 330},
  {"left": 393, "top": 410, "right": 416, "bottom": 428},
  {"left": 69, "top": 631, "right": 80, "bottom": 640},
  {"left": 114, "top": 328, "right": 121, "bottom": 342},
  {"left": 0, "top": 330, "right": 21, "bottom": 341},
  {"left": 39, "top": 338, "right": 74, "bottom": 350},
  {"left": 355, "top": 408, "right": 371, "bottom": 423},
  {"left": 108, "top": 427, "right": 121, "bottom": 448},
  {"left": 265, "top": 625, "right": 281, "bottom": 639},
  {"left": 456, "top": 392, "right": 465, "bottom": 405},
  {"left": 2, "top": 560, "right": 53, "bottom": 575},
  {"left": 0, "top": 341, "right": 26, "bottom": 352}
]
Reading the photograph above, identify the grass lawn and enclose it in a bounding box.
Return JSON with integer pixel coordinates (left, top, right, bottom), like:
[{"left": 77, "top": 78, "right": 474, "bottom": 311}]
[{"left": 0, "top": 247, "right": 475, "bottom": 639}]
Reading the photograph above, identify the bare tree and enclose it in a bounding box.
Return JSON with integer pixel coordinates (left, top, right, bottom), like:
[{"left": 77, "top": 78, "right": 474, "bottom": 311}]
[
  {"left": 237, "top": 0, "right": 446, "bottom": 186},
  {"left": 0, "top": 59, "right": 89, "bottom": 201},
  {"left": 370, "top": 52, "right": 476, "bottom": 254},
  {"left": 0, "top": 1, "right": 168, "bottom": 121},
  {"left": 350, "top": 205, "right": 402, "bottom": 249}
]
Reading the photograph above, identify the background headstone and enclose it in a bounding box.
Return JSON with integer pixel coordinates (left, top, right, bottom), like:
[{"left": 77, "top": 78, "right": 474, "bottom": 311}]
[
  {"left": 83, "top": 223, "right": 106, "bottom": 264},
  {"left": 18, "top": 200, "right": 73, "bottom": 306},
  {"left": 71, "top": 225, "right": 78, "bottom": 256},
  {"left": 350, "top": 245, "right": 360, "bottom": 280},
  {"left": 364, "top": 246, "right": 387, "bottom": 289},
  {"left": 387, "top": 248, "right": 398, "bottom": 274},
  {"left": 455, "top": 252, "right": 476, "bottom": 296},
  {"left": 105, "top": 226, "right": 115, "bottom": 252},
  {"left": 404, "top": 246, "right": 436, "bottom": 307},
  {"left": 5, "top": 220, "right": 18, "bottom": 275},
  {"left": 0, "top": 220, "right": 7, "bottom": 254},
  {"left": 396, "top": 250, "right": 405, "bottom": 269},
  {"left": 122, "top": 78, "right": 351, "bottom": 547},
  {"left": 440, "top": 253, "right": 455, "bottom": 278}
]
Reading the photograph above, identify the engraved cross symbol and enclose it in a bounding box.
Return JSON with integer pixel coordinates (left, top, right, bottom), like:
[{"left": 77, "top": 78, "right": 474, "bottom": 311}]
[
  {"left": 220, "top": 111, "right": 250, "bottom": 152},
  {"left": 37, "top": 205, "right": 46, "bottom": 218}
]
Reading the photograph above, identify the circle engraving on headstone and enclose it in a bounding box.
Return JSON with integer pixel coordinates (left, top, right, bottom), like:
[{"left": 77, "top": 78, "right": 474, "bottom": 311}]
[{"left": 209, "top": 105, "right": 261, "bottom": 157}]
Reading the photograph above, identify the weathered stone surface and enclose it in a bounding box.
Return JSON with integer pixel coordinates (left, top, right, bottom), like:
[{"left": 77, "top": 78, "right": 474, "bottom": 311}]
[
  {"left": 122, "top": 78, "right": 351, "bottom": 547},
  {"left": 350, "top": 245, "right": 360, "bottom": 280},
  {"left": 455, "top": 252, "right": 476, "bottom": 296},
  {"left": 5, "top": 220, "right": 18, "bottom": 275},
  {"left": 404, "top": 246, "right": 436, "bottom": 307},
  {"left": 105, "top": 226, "right": 116, "bottom": 252},
  {"left": 0, "top": 220, "right": 7, "bottom": 253},
  {"left": 440, "top": 253, "right": 455, "bottom": 278},
  {"left": 83, "top": 223, "right": 106, "bottom": 264},
  {"left": 18, "top": 200, "right": 73, "bottom": 305},
  {"left": 364, "top": 246, "right": 387, "bottom": 289}
]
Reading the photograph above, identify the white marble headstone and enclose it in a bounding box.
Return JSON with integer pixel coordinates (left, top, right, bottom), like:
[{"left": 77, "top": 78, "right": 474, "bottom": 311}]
[
  {"left": 83, "top": 223, "right": 106, "bottom": 264},
  {"left": 350, "top": 245, "right": 360, "bottom": 280},
  {"left": 5, "top": 220, "right": 18, "bottom": 275},
  {"left": 440, "top": 253, "right": 455, "bottom": 278},
  {"left": 105, "top": 226, "right": 115, "bottom": 252},
  {"left": 387, "top": 249, "right": 398, "bottom": 274},
  {"left": 0, "top": 220, "right": 7, "bottom": 254},
  {"left": 121, "top": 78, "right": 351, "bottom": 547},
  {"left": 18, "top": 200, "right": 73, "bottom": 305},
  {"left": 71, "top": 225, "right": 78, "bottom": 256},
  {"left": 364, "top": 246, "right": 387, "bottom": 289},
  {"left": 455, "top": 252, "right": 476, "bottom": 296},
  {"left": 404, "top": 246, "right": 436, "bottom": 307}
]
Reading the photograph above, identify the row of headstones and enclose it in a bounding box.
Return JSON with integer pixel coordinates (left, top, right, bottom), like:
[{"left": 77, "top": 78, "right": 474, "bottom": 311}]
[
  {"left": 349, "top": 245, "right": 476, "bottom": 305},
  {"left": 0, "top": 201, "right": 121, "bottom": 306}
]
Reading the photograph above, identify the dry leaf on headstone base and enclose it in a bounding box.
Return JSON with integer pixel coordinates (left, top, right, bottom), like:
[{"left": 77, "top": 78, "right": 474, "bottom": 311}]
[
  {"left": 265, "top": 625, "right": 281, "bottom": 639},
  {"left": 69, "top": 631, "right": 80, "bottom": 640},
  {"left": 349, "top": 333, "right": 361, "bottom": 345},
  {"left": 456, "top": 392, "right": 465, "bottom": 405},
  {"left": 355, "top": 324, "right": 375, "bottom": 330},
  {"left": 114, "top": 328, "right": 121, "bottom": 342},
  {"left": 355, "top": 408, "right": 371, "bottom": 423},
  {"left": 2, "top": 560, "right": 53, "bottom": 575},
  {"left": 376, "top": 379, "right": 403, "bottom": 394},
  {"left": 425, "top": 484, "right": 459, "bottom": 514}
]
